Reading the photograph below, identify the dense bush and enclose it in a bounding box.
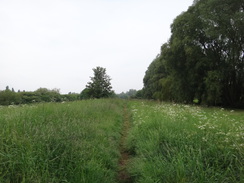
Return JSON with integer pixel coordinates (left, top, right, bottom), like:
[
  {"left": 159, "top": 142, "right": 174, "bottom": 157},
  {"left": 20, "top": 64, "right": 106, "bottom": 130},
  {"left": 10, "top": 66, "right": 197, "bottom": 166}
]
[{"left": 0, "top": 87, "right": 80, "bottom": 105}]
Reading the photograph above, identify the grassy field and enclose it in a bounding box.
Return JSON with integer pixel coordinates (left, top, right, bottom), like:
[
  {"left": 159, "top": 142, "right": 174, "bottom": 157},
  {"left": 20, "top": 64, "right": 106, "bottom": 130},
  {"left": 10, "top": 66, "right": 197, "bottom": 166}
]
[
  {"left": 0, "top": 99, "right": 243, "bottom": 183},
  {"left": 0, "top": 99, "right": 125, "bottom": 183},
  {"left": 126, "top": 101, "right": 244, "bottom": 183}
]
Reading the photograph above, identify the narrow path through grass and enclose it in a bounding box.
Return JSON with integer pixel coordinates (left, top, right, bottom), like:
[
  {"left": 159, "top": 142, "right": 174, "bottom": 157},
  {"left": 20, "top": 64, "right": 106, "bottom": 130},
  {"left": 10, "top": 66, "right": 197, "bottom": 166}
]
[{"left": 118, "top": 105, "right": 133, "bottom": 183}]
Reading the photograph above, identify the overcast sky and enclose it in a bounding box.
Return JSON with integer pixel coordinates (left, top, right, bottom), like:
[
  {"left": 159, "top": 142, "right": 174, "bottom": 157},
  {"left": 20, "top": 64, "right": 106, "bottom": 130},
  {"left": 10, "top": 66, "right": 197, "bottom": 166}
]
[{"left": 0, "top": 0, "right": 193, "bottom": 94}]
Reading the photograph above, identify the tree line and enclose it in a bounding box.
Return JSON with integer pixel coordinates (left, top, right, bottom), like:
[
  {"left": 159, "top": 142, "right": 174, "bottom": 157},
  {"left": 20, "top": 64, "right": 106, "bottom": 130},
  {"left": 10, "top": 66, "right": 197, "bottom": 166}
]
[
  {"left": 3, "top": 0, "right": 243, "bottom": 108},
  {"left": 0, "top": 67, "right": 118, "bottom": 105},
  {"left": 142, "top": 0, "right": 244, "bottom": 108},
  {"left": 0, "top": 87, "right": 81, "bottom": 105}
]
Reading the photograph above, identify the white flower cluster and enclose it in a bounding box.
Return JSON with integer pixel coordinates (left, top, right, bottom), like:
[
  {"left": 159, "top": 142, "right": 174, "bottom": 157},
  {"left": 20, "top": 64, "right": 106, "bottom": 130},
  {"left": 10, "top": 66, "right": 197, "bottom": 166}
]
[{"left": 130, "top": 101, "right": 243, "bottom": 151}]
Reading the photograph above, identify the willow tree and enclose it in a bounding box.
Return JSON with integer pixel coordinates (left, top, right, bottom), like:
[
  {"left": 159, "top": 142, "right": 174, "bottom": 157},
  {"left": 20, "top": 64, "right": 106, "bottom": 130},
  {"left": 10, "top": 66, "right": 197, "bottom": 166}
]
[{"left": 143, "top": 0, "right": 244, "bottom": 107}]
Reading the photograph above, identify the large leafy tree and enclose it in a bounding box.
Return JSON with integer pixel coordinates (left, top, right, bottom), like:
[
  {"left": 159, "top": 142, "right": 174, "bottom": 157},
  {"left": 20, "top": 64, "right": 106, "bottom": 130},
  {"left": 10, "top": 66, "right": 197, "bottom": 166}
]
[
  {"left": 143, "top": 56, "right": 164, "bottom": 99},
  {"left": 143, "top": 43, "right": 172, "bottom": 101},
  {"left": 143, "top": 0, "right": 244, "bottom": 107},
  {"left": 84, "top": 66, "right": 113, "bottom": 98},
  {"left": 198, "top": 0, "right": 244, "bottom": 107}
]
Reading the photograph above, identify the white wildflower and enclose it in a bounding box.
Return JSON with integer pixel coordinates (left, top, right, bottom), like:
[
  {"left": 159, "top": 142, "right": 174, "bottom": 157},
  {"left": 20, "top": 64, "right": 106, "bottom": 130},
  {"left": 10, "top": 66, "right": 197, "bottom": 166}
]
[{"left": 202, "top": 137, "right": 207, "bottom": 141}]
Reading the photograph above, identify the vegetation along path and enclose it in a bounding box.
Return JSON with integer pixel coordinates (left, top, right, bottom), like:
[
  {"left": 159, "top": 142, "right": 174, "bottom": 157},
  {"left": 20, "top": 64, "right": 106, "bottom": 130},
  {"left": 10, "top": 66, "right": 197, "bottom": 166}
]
[{"left": 118, "top": 105, "right": 133, "bottom": 183}]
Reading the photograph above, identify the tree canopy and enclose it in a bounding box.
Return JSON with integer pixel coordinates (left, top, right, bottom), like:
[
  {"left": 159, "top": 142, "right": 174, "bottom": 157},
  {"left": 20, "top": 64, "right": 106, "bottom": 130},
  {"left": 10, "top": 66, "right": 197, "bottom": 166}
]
[
  {"left": 143, "top": 0, "right": 244, "bottom": 108},
  {"left": 117, "top": 89, "right": 138, "bottom": 99},
  {"left": 81, "top": 66, "right": 114, "bottom": 99}
]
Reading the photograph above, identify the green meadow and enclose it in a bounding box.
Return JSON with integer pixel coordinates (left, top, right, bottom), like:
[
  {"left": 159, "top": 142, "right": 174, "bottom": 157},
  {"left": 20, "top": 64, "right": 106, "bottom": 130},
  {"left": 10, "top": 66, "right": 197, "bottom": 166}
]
[
  {"left": 127, "top": 101, "right": 244, "bottom": 183},
  {"left": 0, "top": 99, "right": 125, "bottom": 183},
  {"left": 0, "top": 99, "right": 243, "bottom": 183}
]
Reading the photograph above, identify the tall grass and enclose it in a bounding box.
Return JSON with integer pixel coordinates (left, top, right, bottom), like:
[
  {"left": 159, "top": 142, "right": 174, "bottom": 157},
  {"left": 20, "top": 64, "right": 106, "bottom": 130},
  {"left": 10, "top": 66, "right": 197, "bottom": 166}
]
[
  {"left": 1, "top": 99, "right": 243, "bottom": 182},
  {"left": 0, "top": 99, "right": 125, "bottom": 183},
  {"left": 126, "top": 101, "right": 244, "bottom": 183}
]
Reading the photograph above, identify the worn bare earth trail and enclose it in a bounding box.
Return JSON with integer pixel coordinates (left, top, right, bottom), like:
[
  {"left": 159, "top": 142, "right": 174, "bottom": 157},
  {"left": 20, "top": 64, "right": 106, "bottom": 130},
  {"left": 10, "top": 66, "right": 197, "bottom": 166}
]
[{"left": 117, "top": 106, "right": 133, "bottom": 183}]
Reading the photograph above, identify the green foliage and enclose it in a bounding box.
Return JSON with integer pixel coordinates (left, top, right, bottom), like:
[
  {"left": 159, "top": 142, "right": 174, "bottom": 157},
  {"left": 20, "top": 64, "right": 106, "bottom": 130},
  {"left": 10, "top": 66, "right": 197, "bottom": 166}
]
[
  {"left": 134, "top": 89, "right": 144, "bottom": 99},
  {"left": 85, "top": 66, "right": 114, "bottom": 99},
  {"left": 62, "top": 93, "right": 80, "bottom": 101},
  {"left": 35, "top": 88, "right": 61, "bottom": 102},
  {"left": 117, "top": 89, "right": 138, "bottom": 99},
  {"left": 143, "top": 0, "right": 244, "bottom": 108},
  {"left": 158, "top": 76, "right": 174, "bottom": 101},
  {"left": 80, "top": 88, "right": 91, "bottom": 100},
  {"left": 0, "top": 87, "right": 77, "bottom": 105},
  {"left": 143, "top": 52, "right": 168, "bottom": 100},
  {"left": 0, "top": 90, "right": 21, "bottom": 105},
  {"left": 20, "top": 91, "right": 41, "bottom": 103},
  {"left": 204, "top": 71, "right": 223, "bottom": 105}
]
